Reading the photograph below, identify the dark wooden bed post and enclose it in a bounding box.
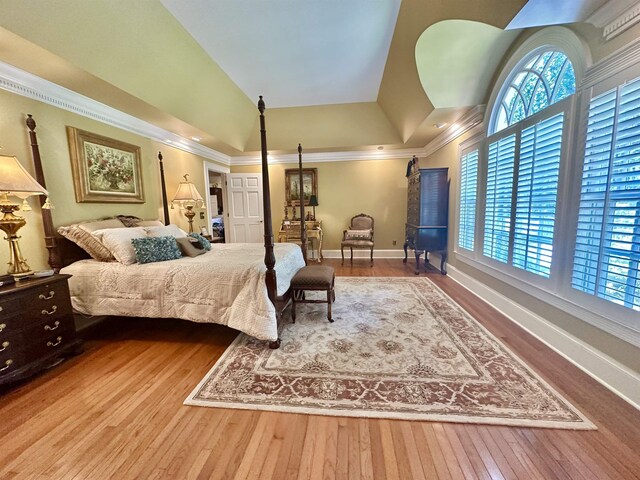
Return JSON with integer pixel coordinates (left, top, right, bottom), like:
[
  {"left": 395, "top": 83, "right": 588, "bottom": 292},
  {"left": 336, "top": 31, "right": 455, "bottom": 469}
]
[
  {"left": 258, "top": 96, "right": 281, "bottom": 348},
  {"left": 297, "top": 144, "right": 308, "bottom": 265},
  {"left": 26, "top": 114, "right": 62, "bottom": 271},
  {"left": 158, "top": 152, "right": 170, "bottom": 225}
]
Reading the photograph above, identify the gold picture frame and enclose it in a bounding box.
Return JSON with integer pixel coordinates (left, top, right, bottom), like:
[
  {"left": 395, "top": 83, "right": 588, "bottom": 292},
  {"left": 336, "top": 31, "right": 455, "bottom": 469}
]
[
  {"left": 66, "top": 126, "right": 144, "bottom": 203},
  {"left": 285, "top": 168, "right": 317, "bottom": 206}
]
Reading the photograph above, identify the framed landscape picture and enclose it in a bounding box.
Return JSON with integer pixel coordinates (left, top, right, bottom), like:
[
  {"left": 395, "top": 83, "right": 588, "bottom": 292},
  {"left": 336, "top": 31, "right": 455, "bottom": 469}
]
[
  {"left": 66, "top": 127, "right": 144, "bottom": 203},
  {"left": 285, "top": 168, "right": 317, "bottom": 206}
]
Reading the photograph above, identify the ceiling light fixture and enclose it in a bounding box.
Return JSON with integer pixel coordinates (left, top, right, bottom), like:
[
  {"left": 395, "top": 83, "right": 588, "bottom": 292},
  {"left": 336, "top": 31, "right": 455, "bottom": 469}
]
[
  {"left": 434, "top": 122, "right": 447, "bottom": 129},
  {"left": 377, "top": 146, "right": 384, "bottom": 150},
  {"left": 191, "top": 136, "right": 201, "bottom": 142}
]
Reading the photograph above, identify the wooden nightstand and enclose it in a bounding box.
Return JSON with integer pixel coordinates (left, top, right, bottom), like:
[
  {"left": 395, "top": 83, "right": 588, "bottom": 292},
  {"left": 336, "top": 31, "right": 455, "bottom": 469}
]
[{"left": 0, "top": 274, "right": 82, "bottom": 386}]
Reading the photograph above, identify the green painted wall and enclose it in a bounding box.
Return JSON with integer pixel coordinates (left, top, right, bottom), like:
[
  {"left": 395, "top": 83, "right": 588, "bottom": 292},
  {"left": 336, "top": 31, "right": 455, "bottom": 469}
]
[
  {"left": 232, "top": 157, "right": 409, "bottom": 251},
  {"left": 0, "top": 88, "right": 222, "bottom": 272}
]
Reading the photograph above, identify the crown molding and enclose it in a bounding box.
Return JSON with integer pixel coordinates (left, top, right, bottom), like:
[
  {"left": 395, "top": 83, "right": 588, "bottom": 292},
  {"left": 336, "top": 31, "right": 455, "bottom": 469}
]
[
  {"left": 0, "top": 61, "right": 231, "bottom": 165},
  {"left": 232, "top": 147, "right": 425, "bottom": 166},
  {"left": 423, "top": 105, "right": 486, "bottom": 158},
  {"left": 582, "top": 34, "right": 640, "bottom": 89},
  {"left": 587, "top": 0, "right": 640, "bottom": 41},
  {"left": 0, "top": 60, "right": 485, "bottom": 167}
]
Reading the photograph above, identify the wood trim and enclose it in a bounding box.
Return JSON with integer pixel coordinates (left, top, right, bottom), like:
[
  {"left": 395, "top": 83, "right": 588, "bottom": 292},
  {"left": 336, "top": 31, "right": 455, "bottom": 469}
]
[
  {"left": 25, "top": 114, "right": 62, "bottom": 272},
  {"left": 257, "top": 97, "right": 278, "bottom": 310},
  {"left": 297, "top": 144, "right": 307, "bottom": 265},
  {"left": 157, "top": 152, "right": 170, "bottom": 225}
]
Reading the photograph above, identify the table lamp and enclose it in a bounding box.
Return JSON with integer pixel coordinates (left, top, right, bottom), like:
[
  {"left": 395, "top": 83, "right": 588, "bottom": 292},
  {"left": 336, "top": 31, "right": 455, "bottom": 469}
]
[
  {"left": 309, "top": 195, "right": 318, "bottom": 221},
  {"left": 171, "top": 174, "right": 204, "bottom": 233},
  {"left": 0, "top": 155, "right": 52, "bottom": 277}
]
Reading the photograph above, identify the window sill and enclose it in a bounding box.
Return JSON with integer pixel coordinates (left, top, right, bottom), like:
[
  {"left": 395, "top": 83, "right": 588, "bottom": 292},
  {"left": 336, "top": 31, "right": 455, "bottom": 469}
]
[{"left": 453, "top": 250, "right": 640, "bottom": 348}]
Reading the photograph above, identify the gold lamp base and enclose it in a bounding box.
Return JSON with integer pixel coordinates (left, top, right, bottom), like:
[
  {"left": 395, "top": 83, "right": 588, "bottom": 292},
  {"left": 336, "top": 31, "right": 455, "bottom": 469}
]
[
  {"left": 0, "top": 204, "right": 33, "bottom": 278},
  {"left": 184, "top": 205, "right": 196, "bottom": 234}
]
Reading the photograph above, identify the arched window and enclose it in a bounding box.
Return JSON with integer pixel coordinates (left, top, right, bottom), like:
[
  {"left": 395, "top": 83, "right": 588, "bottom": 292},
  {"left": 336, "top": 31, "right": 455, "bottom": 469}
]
[
  {"left": 458, "top": 41, "right": 579, "bottom": 280},
  {"left": 491, "top": 50, "right": 576, "bottom": 134}
]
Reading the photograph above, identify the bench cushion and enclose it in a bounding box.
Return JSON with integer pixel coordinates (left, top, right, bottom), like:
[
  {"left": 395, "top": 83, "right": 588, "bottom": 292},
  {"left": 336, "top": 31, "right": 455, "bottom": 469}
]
[{"left": 291, "top": 265, "right": 335, "bottom": 289}]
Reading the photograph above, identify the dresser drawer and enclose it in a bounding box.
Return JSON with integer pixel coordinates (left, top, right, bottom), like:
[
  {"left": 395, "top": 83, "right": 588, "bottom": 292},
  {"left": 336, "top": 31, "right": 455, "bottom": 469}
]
[
  {"left": 1, "top": 279, "right": 72, "bottom": 322},
  {"left": 0, "top": 312, "right": 22, "bottom": 336},
  {"left": 27, "top": 281, "right": 73, "bottom": 317},
  {"left": 0, "top": 293, "right": 23, "bottom": 317},
  {"left": 25, "top": 314, "right": 75, "bottom": 339},
  {"left": 27, "top": 328, "right": 76, "bottom": 361},
  {"left": 0, "top": 274, "right": 82, "bottom": 386},
  {"left": 0, "top": 349, "right": 27, "bottom": 377},
  {"left": 0, "top": 329, "right": 26, "bottom": 358}
]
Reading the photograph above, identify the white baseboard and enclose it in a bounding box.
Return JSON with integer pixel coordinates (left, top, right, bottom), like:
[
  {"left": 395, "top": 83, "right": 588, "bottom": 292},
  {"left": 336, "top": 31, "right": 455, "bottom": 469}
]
[
  {"left": 322, "top": 249, "right": 406, "bottom": 259},
  {"left": 446, "top": 264, "right": 640, "bottom": 410}
]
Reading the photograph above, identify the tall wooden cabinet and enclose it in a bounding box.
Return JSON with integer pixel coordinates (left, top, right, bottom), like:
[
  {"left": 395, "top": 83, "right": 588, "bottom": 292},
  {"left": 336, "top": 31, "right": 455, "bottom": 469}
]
[{"left": 403, "top": 167, "right": 449, "bottom": 274}]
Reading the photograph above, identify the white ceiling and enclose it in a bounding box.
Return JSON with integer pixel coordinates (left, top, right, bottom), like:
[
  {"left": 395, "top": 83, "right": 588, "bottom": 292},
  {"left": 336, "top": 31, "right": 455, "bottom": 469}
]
[
  {"left": 507, "top": 0, "right": 607, "bottom": 29},
  {"left": 160, "top": 0, "right": 401, "bottom": 108}
]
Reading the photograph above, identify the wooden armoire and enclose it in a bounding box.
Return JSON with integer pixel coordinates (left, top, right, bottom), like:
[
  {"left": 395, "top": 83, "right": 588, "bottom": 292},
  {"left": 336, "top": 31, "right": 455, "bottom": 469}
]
[{"left": 403, "top": 167, "right": 449, "bottom": 274}]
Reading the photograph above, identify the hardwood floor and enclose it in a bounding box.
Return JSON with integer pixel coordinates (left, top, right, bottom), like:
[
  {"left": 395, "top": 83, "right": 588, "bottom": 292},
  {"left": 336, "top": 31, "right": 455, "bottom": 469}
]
[{"left": 1, "top": 259, "right": 639, "bottom": 479}]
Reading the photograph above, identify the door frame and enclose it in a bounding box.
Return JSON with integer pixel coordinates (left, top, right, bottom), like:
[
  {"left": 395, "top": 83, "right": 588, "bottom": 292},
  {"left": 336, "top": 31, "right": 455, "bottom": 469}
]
[{"left": 202, "top": 161, "right": 230, "bottom": 238}]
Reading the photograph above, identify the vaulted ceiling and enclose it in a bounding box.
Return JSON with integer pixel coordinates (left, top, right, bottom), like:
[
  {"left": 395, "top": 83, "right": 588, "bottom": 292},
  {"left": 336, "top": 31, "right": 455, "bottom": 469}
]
[{"left": 0, "top": 0, "right": 605, "bottom": 156}]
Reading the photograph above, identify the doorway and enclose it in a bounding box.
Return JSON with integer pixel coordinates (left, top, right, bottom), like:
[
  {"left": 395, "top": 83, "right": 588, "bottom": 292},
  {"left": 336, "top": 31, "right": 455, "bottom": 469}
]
[{"left": 203, "top": 161, "right": 230, "bottom": 243}]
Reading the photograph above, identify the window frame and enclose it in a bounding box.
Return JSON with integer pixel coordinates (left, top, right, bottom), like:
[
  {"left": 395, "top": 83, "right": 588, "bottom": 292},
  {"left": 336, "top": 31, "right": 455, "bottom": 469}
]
[
  {"left": 456, "top": 142, "right": 481, "bottom": 253},
  {"left": 461, "top": 98, "right": 574, "bottom": 291},
  {"left": 454, "top": 27, "right": 640, "bottom": 347}
]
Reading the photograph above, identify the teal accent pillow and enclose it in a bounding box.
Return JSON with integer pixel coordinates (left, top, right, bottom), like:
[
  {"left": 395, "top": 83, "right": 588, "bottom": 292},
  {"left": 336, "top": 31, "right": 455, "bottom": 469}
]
[
  {"left": 131, "top": 236, "right": 182, "bottom": 264},
  {"left": 188, "top": 233, "right": 212, "bottom": 251}
]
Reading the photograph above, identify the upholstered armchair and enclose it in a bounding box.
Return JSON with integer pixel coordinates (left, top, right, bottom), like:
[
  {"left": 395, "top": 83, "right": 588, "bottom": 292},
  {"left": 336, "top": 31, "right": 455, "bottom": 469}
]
[{"left": 341, "top": 213, "right": 374, "bottom": 266}]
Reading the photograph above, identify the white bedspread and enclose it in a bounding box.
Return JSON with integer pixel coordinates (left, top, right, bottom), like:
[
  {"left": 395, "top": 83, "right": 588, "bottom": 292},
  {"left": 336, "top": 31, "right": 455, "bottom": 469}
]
[{"left": 61, "top": 243, "right": 305, "bottom": 341}]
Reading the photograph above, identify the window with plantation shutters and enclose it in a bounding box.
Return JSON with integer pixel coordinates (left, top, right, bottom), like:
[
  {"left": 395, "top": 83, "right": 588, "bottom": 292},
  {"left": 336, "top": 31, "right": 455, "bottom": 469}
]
[
  {"left": 572, "top": 77, "right": 640, "bottom": 311},
  {"left": 458, "top": 149, "right": 478, "bottom": 251},
  {"left": 512, "top": 113, "right": 564, "bottom": 277},
  {"left": 484, "top": 135, "right": 516, "bottom": 263}
]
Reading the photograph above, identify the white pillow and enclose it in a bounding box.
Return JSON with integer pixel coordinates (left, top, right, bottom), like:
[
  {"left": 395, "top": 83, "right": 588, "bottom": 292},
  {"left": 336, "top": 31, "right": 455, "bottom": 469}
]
[
  {"left": 92, "top": 227, "right": 148, "bottom": 265},
  {"left": 76, "top": 218, "right": 125, "bottom": 233},
  {"left": 145, "top": 224, "right": 187, "bottom": 239},
  {"left": 137, "top": 220, "right": 164, "bottom": 227}
]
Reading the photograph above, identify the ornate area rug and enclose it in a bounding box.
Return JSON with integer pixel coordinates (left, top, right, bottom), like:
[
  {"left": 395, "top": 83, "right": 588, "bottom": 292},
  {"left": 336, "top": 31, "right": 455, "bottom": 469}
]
[{"left": 185, "top": 277, "right": 595, "bottom": 429}]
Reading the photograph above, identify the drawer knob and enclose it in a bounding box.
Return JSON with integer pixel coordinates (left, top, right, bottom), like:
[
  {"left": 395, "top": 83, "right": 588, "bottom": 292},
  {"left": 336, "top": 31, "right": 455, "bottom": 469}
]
[
  {"left": 0, "top": 341, "right": 8, "bottom": 352},
  {"left": 0, "top": 323, "right": 5, "bottom": 333},
  {"left": 44, "top": 320, "right": 60, "bottom": 331},
  {"left": 0, "top": 305, "right": 3, "bottom": 312},
  {"left": 39, "top": 291, "right": 55, "bottom": 300},
  {"left": 0, "top": 359, "right": 12, "bottom": 372},
  {"left": 41, "top": 306, "right": 58, "bottom": 316},
  {"left": 47, "top": 336, "right": 63, "bottom": 347}
]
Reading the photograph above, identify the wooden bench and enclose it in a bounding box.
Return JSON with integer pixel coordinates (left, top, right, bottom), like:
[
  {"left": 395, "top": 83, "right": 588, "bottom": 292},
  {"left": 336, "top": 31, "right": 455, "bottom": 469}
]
[{"left": 290, "top": 265, "right": 336, "bottom": 323}]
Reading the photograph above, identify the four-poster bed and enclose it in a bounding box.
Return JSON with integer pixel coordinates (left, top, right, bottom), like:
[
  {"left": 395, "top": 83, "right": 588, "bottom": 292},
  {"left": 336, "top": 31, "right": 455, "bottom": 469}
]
[{"left": 25, "top": 97, "right": 308, "bottom": 348}]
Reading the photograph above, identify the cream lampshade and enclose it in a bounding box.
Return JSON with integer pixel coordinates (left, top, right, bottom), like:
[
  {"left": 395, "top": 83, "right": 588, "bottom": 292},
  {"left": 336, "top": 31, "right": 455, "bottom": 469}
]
[
  {"left": 0, "top": 155, "right": 52, "bottom": 277},
  {"left": 171, "top": 174, "right": 204, "bottom": 233}
]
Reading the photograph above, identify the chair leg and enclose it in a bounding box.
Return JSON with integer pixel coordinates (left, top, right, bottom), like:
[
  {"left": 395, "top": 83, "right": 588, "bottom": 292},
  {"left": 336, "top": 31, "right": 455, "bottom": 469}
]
[
  {"left": 341, "top": 246, "right": 344, "bottom": 266},
  {"left": 350, "top": 247, "right": 353, "bottom": 264},
  {"left": 292, "top": 292, "right": 297, "bottom": 323},
  {"left": 370, "top": 247, "right": 374, "bottom": 266},
  {"left": 327, "top": 288, "right": 334, "bottom": 322}
]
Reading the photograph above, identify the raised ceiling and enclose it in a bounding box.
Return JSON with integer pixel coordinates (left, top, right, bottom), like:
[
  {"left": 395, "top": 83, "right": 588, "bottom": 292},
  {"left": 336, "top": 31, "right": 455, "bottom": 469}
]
[
  {"left": 161, "top": 0, "right": 401, "bottom": 108},
  {"left": 0, "top": 0, "right": 551, "bottom": 156},
  {"left": 416, "top": 21, "right": 519, "bottom": 109}
]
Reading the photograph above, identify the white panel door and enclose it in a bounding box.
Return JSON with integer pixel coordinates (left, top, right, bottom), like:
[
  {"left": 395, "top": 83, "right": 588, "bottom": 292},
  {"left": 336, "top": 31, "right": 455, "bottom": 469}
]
[{"left": 226, "top": 173, "right": 263, "bottom": 243}]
